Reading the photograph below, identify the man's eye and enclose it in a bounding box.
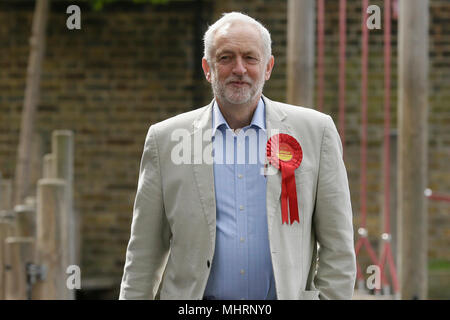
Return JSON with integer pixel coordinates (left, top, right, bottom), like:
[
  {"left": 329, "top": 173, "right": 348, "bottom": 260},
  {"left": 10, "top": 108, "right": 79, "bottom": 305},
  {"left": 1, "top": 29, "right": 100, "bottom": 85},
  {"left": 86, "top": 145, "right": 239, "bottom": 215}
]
[
  {"left": 246, "top": 56, "right": 259, "bottom": 64},
  {"left": 220, "top": 56, "right": 230, "bottom": 61}
]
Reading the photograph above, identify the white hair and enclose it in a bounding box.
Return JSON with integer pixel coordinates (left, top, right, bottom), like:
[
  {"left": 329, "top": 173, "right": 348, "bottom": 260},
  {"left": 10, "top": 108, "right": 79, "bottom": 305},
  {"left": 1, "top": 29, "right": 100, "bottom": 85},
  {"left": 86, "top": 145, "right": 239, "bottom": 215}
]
[{"left": 203, "top": 12, "right": 272, "bottom": 64}]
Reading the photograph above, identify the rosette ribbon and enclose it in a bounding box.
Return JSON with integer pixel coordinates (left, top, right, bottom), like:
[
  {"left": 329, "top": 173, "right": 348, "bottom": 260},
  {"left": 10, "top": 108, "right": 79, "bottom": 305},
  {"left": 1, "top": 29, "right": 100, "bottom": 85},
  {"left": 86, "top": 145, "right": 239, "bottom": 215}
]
[{"left": 267, "top": 134, "right": 303, "bottom": 225}]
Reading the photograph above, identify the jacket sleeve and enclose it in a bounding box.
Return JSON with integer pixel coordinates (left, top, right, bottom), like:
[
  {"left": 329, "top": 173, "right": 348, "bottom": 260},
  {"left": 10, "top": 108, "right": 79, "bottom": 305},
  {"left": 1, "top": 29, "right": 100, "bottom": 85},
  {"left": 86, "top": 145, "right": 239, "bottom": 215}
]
[
  {"left": 312, "top": 115, "right": 356, "bottom": 299},
  {"left": 119, "top": 125, "right": 171, "bottom": 299}
]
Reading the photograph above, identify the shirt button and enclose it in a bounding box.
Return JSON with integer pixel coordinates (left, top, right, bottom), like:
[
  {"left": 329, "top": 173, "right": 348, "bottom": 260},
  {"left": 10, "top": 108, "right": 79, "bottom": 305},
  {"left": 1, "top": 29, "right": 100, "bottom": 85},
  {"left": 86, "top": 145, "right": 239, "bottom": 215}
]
[
  {"left": 240, "top": 269, "right": 245, "bottom": 275},
  {"left": 239, "top": 205, "right": 244, "bottom": 211},
  {"left": 238, "top": 174, "right": 243, "bottom": 179},
  {"left": 240, "top": 237, "right": 245, "bottom": 243}
]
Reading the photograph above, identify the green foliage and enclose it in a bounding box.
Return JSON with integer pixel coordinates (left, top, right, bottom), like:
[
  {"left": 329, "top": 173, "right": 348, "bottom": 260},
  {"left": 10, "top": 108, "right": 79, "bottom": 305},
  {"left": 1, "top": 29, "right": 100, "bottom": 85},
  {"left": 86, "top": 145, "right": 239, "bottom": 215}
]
[{"left": 89, "top": 0, "right": 170, "bottom": 11}]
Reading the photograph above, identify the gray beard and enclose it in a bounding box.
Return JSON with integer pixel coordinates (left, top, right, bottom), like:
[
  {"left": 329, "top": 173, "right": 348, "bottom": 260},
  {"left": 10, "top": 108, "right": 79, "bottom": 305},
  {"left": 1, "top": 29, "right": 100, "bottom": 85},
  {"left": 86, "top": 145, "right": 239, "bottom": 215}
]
[{"left": 211, "top": 73, "right": 265, "bottom": 106}]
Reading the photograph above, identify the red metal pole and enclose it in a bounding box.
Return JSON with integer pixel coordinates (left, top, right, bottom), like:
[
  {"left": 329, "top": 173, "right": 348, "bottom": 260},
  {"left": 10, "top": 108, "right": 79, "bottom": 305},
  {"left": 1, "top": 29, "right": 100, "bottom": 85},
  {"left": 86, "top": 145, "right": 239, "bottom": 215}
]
[
  {"left": 339, "top": 0, "right": 347, "bottom": 150},
  {"left": 361, "top": 0, "right": 369, "bottom": 229},
  {"left": 355, "top": 0, "right": 379, "bottom": 287},
  {"left": 379, "top": 0, "right": 399, "bottom": 295},
  {"left": 384, "top": 0, "right": 392, "bottom": 236},
  {"left": 426, "top": 192, "right": 450, "bottom": 203}
]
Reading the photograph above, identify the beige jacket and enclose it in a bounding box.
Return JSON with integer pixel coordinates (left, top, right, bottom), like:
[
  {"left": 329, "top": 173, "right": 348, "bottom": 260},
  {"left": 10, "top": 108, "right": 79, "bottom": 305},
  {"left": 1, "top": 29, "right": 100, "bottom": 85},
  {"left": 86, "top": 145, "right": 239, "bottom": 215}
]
[{"left": 119, "top": 96, "right": 356, "bottom": 300}]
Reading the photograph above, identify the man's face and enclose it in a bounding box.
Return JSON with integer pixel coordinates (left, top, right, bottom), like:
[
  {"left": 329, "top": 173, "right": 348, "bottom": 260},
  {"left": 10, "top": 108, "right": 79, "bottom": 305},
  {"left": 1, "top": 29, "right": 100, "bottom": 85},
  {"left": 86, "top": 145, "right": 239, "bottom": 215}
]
[{"left": 203, "top": 22, "right": 274, "bottom": 106}]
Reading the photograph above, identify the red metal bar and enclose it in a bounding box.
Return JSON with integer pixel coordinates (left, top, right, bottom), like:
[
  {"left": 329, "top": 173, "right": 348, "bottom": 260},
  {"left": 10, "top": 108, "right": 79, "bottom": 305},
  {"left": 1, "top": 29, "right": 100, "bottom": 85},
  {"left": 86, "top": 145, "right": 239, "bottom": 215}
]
[
  {"left": 378, "top": 246, "right": 390, "bottom": 286},
  {"left": 387, "top": 245, "right": 399, "bottom": 293},
  {"left": 379, "top": 242, "right": 399, "bottom": 293},
  {"left": 379, "top": 0, "right": 399, "bottom": 294},
  {"left": 383, "top": 0, "right": 392, "bottom": 235},
  {"left": 317, "top": 0, "right": 325, "bottom": 113},
  {"left": 427, "top": 193, "right": 450, "bottom": 202},
  {"left": 355, "top": 237, "right": 379, "bottom": 280},
  {"left": 393, "top": 0, "right": 399, "bottom": 19},
  {"left": 355, "top": 0, "right": 380, "bottom": 287},
  {"left": 355, "top": 236, "right": 364, "bottom": 255}
]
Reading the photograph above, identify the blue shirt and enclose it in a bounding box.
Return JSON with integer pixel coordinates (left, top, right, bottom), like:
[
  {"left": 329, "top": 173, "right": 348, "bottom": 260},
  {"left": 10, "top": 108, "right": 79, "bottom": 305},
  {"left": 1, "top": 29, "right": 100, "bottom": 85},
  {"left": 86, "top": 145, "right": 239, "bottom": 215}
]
[{"left": 203, "top": 98, "right": 277, "bottom": 300}]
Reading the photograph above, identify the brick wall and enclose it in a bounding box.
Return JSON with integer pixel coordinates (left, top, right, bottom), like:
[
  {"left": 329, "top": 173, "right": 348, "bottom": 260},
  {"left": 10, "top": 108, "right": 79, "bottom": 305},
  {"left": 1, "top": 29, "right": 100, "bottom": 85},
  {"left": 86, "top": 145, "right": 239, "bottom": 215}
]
[{"left": 0, "top": 0, "right": 448, "bottom": 298}]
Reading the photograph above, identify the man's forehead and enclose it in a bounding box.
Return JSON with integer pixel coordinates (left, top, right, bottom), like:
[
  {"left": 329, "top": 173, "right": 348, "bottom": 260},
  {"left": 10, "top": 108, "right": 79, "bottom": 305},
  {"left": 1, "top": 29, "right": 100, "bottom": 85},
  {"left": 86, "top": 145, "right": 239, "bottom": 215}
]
[
  {"left": 214, "top": 21, "right": 261, "bottom": 43},
  {"left": 213, "top": 21, "right": 262, "bottom": 51}
]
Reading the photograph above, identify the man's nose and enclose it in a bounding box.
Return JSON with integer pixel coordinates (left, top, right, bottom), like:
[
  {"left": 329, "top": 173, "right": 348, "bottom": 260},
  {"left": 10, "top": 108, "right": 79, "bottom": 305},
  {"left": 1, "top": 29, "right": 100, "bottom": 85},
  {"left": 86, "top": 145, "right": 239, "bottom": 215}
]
[{"left": 232, "top": 57, "right": 247, "bottom": 76}]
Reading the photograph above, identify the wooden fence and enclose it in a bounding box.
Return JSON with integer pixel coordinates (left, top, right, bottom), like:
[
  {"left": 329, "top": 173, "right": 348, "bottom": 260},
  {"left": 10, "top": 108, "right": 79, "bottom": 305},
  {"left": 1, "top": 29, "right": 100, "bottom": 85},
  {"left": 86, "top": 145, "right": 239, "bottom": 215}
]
[{"left": 0, "top": 130, "right": 78, "bottom": 299}]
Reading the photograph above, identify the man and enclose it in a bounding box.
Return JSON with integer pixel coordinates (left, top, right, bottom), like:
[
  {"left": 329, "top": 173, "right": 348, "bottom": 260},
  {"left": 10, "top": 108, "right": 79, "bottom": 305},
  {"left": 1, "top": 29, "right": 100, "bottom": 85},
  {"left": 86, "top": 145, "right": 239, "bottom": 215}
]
[{"left": 119, "top": 12, "right": 356, "bottom": 300}]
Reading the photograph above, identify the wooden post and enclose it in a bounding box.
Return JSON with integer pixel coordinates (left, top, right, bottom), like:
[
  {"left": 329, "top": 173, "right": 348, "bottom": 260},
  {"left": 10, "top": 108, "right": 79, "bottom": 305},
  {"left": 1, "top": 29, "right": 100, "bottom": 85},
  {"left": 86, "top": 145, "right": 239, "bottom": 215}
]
[
  {"left": 0, "top": 179, "right": 13, "bottom": 211},
  {"left": 4, "top": 237, "right": 35, "bottom": 300},
  {"left": 389, "top": 131, "right": 398, "bottom": 267},
  {"left": 43, "top": 153, "right": 55, "bottom": 179},
  {"left": 52, "top": 130, "right": 76, "bottom": 300},
  {"left": 14, "top": 204, "right": 36, "bottom": 238},
  {"left": 33, "top": 178, "right": 69, "bottom": 300},
  {"left": 287, "top": 0, "right": 315, "bottom": 107},
  {"left": 397, "top": 0, "right": 429, "bottom": 300},
  {"left": 0, "top": 218, "right": 16, "bottom": 299}
]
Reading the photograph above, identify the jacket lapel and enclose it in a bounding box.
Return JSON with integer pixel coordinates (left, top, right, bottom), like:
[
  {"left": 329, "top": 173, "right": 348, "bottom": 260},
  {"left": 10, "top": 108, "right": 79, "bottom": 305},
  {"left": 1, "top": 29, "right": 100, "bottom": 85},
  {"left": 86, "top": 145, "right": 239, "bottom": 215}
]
[
  {"left": 191, "top": 101, "right": 217, "bottom": 246},
  {"left": 263, "top": 96, "right": 289, "bottom": 229}
]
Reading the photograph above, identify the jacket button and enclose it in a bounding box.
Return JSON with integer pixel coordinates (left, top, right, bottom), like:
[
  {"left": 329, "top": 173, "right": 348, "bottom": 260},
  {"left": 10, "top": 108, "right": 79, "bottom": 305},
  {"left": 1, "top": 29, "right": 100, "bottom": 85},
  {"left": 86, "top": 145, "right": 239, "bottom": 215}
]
[{"left": 207, "top": 260, "right": 210, "bottom": 268}]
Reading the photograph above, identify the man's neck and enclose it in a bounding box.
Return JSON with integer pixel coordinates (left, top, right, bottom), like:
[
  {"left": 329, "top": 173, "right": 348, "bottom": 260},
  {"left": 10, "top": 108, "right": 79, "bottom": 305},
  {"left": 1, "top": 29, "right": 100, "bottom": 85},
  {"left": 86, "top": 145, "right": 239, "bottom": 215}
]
[{"left": 216, "top": 96, "right": 261, "bottom": 130}]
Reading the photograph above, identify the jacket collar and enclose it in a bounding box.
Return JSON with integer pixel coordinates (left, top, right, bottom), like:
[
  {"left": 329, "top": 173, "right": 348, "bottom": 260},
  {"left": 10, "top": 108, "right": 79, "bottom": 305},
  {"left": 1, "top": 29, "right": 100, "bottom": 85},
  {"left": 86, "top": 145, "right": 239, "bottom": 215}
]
[
  {"left": 192, "top": 95, "right": 287, "bottom": 136},
  {"left": 211, "top": 97, "right": 266, "bottom": 137}
]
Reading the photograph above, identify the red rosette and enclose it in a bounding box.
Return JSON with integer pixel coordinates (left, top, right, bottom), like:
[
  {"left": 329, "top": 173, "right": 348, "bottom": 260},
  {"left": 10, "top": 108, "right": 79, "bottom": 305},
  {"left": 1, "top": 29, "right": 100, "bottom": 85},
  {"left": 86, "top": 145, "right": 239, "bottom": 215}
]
[
  {"left": 266, "top": 134, "right": 303, "bottom": 225},
  {"left": 267, "top": 134, "right": 303, "bottom": 170}
]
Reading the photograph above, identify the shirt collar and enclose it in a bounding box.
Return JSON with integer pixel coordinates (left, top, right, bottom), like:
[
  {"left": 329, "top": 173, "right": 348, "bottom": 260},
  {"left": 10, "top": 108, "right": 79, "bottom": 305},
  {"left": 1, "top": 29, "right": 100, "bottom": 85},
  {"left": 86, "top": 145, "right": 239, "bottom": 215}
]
[{"left": 212, "top": 97, "right": 266, "bottom": 137}]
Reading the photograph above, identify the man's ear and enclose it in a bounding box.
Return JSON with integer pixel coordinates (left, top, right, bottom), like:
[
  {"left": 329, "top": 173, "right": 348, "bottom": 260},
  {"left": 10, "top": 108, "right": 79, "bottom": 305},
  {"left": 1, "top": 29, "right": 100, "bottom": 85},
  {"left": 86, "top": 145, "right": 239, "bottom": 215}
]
[
  {"left": 265, "top": 55, "right": 275, "bottom": 81},
  {"left": 202, "top": 58, "right": 212, "bottom": 83}
]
